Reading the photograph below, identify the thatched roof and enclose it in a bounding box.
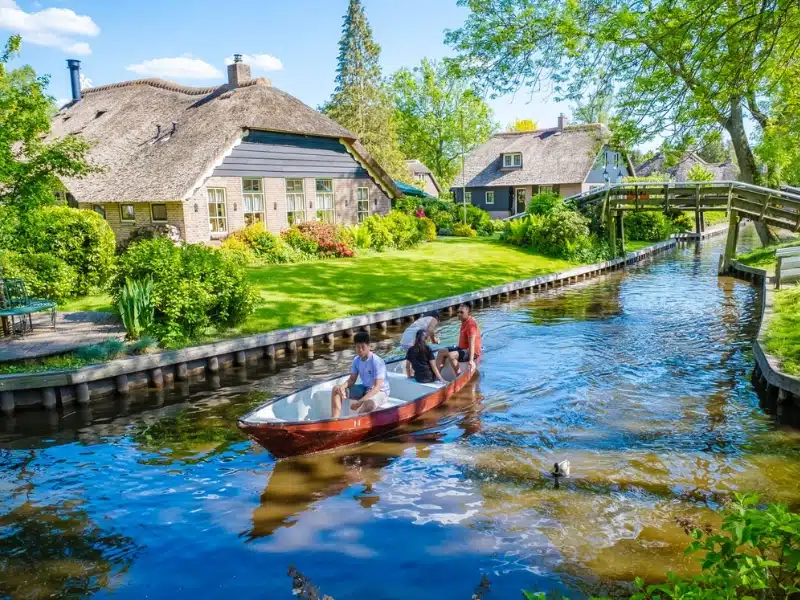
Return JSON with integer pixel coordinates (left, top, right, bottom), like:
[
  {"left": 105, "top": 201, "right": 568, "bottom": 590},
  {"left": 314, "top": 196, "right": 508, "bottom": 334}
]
[
  {"left": 406, "top": 159, "right": 442, "bottom": 193},
  {"left": 635, "top": 151, "right": 739, "bottom": 181},
  {"left": 454, "top": 124, "right": 609, "bottom": 189},
  {"left": 50, "top": 77, "right": 400, "bottom": 203}
]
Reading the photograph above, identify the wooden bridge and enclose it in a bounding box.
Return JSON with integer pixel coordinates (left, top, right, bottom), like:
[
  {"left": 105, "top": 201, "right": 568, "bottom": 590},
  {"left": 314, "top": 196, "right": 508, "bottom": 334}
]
[{"left": 554, "top": 181, "right": 800, "bottom": 270}]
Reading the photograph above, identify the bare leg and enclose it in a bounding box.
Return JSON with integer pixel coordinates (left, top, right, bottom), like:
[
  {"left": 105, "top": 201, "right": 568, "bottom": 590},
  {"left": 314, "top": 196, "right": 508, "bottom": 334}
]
[
  {"left": 435, "top": 349, "right": 450, "bottom": 371},
  {"left": 331, "top": 387, "right": 345, "bottom": 418},
  {"left": 448, "top": 351, "right": 461, "bottom": 376},
  {"left": 352, "top": 399, "right": 375, "bottom": 414}
]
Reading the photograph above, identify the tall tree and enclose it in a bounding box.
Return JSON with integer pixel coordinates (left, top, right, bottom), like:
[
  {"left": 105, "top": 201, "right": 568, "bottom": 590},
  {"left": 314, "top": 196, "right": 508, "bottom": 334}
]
[
  {"left": 323, "top": 0, "right": 409, "bottom": 182},
  {"left": 392, "top": 59, "right": 496, "bottom": 190},
  {"left": 572, "top": 86, "right": 614, "bottom": 125},
  {"left": 0, "top": 36, "right": 95, "bottom": 212},
  {"left": 446, "top": 0, "right": 800, "bottom": 242},
  {"left": 695, "top": 131, "right": 730, "bottom": 164}
]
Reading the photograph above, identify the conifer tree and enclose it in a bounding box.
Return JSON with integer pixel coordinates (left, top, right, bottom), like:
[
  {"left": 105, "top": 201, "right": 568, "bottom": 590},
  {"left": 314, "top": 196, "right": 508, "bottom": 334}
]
[{"left": 324, "top": 0, "right": 409, "bottom": 182}]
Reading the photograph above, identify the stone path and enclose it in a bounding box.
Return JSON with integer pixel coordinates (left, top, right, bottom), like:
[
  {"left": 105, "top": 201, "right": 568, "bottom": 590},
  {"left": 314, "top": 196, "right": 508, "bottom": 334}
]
[{"left": 0, "top": 311, "right": 125, "bottom": 362}]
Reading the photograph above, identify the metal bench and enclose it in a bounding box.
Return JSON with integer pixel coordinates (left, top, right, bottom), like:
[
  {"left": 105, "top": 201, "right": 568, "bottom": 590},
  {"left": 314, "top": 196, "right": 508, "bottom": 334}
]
[
  {"left": 0, "top": 278, "right": 57, "bottom": 334},
  {"left": 775, "top": 246, "right": 800, "bottom": 289}
]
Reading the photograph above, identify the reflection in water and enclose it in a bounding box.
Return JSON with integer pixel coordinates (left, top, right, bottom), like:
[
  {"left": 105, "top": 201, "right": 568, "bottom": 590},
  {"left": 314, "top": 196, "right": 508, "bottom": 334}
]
[{"left": 2, "top": 231, "right": 800, "bottom": 599}]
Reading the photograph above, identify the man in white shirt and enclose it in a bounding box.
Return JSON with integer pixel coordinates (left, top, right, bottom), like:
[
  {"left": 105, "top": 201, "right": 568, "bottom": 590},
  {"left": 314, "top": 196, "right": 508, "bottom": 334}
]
[
  {"left": 330, "top": 331, "right": 391, "bottom": 418},
  {"left": 399, "top": 310, "right": 440, "bottom": 350}
]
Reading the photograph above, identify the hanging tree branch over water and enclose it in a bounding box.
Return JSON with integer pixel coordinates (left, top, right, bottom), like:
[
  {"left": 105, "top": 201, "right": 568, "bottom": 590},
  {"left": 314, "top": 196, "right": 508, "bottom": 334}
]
[{"left": 446, "top": 0, "right": 800, "bottom": 243}]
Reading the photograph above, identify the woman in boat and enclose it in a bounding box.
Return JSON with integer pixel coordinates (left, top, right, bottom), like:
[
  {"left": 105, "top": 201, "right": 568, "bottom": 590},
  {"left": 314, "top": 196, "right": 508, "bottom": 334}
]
[
  {"left": 405, "top": 329, "right": 447, "bottom": 384},
  {"left": 400, "top": 310, "right": 440, "bottom": 350}
]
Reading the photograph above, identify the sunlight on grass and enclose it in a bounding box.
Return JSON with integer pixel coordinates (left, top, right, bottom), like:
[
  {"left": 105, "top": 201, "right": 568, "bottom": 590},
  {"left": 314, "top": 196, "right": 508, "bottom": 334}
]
[
  {"left": 626, "top": 240, "right": 655, "bottom": 252},
  {"left": 737, "top": 239, "right": 800, "bottom": 271},
  {"left": 59, "top": 293, "right": 114, "bottom": 313},
  {"left": 765, "top": 286, "right": 800, "bottom": 376},
  {"left": 241, "top": 237, "right": 575, "bottom": 333}
]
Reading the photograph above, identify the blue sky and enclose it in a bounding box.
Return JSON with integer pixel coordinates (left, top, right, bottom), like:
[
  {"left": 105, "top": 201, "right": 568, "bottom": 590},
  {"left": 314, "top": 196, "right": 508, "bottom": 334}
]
[{"left": 1, "top": 0, "right": 573, "bottom": 131}]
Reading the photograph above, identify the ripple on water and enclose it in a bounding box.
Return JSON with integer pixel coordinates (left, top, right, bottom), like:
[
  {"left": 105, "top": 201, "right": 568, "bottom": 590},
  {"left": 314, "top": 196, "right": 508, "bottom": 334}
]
[{"left": 2, "top": 232, "right": 800, "bottom": 599}]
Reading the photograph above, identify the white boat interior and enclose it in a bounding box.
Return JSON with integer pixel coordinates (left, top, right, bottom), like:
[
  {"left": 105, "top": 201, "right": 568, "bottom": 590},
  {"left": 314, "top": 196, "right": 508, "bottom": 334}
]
[{"left": 245, "top": 359, "right": 467, "bottom": 424}]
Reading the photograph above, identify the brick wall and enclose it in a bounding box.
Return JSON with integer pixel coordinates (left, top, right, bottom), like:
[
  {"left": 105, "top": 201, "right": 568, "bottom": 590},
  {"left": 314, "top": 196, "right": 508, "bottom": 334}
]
[{"left": 78, "top": 201, "right": 184, "bottom": 243}]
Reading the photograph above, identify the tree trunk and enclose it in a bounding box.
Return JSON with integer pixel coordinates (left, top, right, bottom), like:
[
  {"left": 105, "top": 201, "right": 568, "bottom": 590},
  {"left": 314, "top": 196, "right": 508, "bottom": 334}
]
[{"left": 725, "top": 97, "right": 777, "bottom": 245}]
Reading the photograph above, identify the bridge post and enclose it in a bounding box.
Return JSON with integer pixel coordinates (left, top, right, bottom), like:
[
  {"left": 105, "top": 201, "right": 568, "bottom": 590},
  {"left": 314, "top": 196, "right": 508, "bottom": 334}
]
[
  {"left": 721, "top": 210, "right": 740, "bottom": 273},
  {"left": 607, "top": 210, "right": 617, "bottom": 257},
  {"left": 616, "top": 211, "right": 625, "bottom": 255}
]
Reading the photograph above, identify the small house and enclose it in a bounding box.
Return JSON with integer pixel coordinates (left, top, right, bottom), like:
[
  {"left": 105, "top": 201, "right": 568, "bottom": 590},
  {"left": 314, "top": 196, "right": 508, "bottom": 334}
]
[
  {"left": 50, "top": 56, "right": 401, "bottom": 244},
  {"left": 451, "top": 115, "right": 633, "bottom": 218},
  {"left": 406, "top": 159, "right": 442, "bottom": 197},
  {"left": 635, "top": 152, "right": 739, "bottom": 181}
]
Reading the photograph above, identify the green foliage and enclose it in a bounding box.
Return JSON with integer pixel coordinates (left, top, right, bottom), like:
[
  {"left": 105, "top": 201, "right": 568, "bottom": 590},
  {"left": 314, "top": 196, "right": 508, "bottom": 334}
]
[
  {"left": 417, "top": 217, "right": 437, "bottom": 242},
  {"left": 0, "top": 249, "right": 76, "bottom": 302},
  {"left": 393, "top": 196, "right": 420, "bottom": 214},
  {"left": 219, "top": 235, "right": 256, "bottom": 266},
  {"left": 17, "top": 206, "right": 116, "bottom": 294},
  {"left": 765, "top": 285, "right": 800, "bottom": 376},
  {"left": 392, "top": 58, "right": 497, "bottom": 190},
  {"left": 293, "top": 221, "right": 355, "bottom": 257},
  {"left": 323, "top": 0, "right": 409, "bottom": 182},
  {"left": 362, "top": 214, "right": 394, "bottom": 251},
  {"left": 667, "top": 211, "right": 695, "bottom": 233},
  {"left": 527, "top": 191, "right": 564, "bottom": 216},
  {"left": 113, "top": 238, "right": 257, "bottom": 345},
  {"left": 446, "top": 0, "right": 800, "bottom": 186},
  {"left": 282, "top": 226, "right": 320, "bottom": 256},
  {"left": 624, "top": 211, "right": 673, "bottom": 242},
  {"left": 348, "top": 224, "right": 373, "bottom": 249},
  {"left": 622, "top": 174, "right": 672, "bottom": 183},
  {"left": 456, "top": 203, "right": 494, "bottom": 235},
  {"left": 502, "top": 209, "right": 611, "bottom": 262},
  {"left": 75, "top": 339, "right": 126, "bottom": 362},
  {"left": 0, "top": 36, "right": 97, "bottom": 212},
  {"left": 686, "top": 164, "right": 715, "bottom": 182},
  {"left": 501, "top": 218, "right": 531, "bottom": 245},
  {"left": 737, "top": 241, "right": 800, "bottom": 269},
  {"left": 453, "top": 222, "right": 476, "bottom": 237},
  {"left": 492, "top": 219, "right": 506, "bottom": 232},
  {"left": 117, "top": 277, "right": 154, "bottom": 340}
]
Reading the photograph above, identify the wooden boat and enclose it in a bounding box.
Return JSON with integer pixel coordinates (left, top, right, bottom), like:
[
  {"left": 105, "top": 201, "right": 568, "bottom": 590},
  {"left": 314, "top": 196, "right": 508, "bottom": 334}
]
[{"left": 238, "top": 357, "right": 479, "bottom": 457}]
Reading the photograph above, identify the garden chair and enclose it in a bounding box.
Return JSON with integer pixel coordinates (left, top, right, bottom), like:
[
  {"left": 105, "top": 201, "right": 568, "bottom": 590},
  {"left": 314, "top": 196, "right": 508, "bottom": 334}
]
[{"left": 1, "top": 278, "right": 57, "bottom": 334}]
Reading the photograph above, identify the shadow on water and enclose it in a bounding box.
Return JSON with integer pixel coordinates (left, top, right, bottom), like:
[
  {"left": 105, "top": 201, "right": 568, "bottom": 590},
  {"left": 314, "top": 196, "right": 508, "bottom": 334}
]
[{"left": 2, "top": 230, "right": 800, "bottom": 599}]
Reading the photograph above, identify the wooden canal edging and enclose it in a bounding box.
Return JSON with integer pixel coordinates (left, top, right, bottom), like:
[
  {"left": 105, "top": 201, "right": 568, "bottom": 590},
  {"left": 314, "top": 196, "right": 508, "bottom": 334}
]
[
  {"left": 0, "top": 239, "right": 677, "bottom": 415},
  {"left": 728, "top": 261, "right": 800, "bottom": 412}
]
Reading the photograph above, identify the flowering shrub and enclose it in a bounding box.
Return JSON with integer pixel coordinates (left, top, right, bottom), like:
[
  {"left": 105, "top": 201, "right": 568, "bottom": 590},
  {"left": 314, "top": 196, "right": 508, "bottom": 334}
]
[{"left": 294, "top": 221, "right": 354, "bottom": 258}]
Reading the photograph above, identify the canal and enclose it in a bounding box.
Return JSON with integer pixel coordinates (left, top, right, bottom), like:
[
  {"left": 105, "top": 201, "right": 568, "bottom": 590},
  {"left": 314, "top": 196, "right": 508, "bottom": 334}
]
[{"left": 2, "top": 232, "right": 800, "bottom": 599}]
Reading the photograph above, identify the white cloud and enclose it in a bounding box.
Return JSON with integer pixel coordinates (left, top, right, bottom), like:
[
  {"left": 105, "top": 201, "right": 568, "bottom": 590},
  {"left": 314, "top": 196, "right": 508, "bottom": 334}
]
[
  {"left": 225, "top": 53, "right": 283, "bottom": 72},
  {"left": 126, "top": 56, "right": 222, "bottom": 79},
  {"left": 0, "top": 0, "right": 98, "bottom": 55}
]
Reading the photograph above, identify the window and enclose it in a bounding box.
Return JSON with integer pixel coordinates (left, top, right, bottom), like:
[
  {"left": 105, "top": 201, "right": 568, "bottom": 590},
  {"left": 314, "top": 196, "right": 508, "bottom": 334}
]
[
  {"left": 486, "top": 191, "right": 495, "bottom": 205},
  {"left": 286, "top": 179, "right": 305, "bottom": 225},
  {"left": 92, "top": 204, "right": 105, "bottom": 219},
  {"left": 242, "top": 177, "right": 265, "bottom": 226},
  {"left": 151, "top": 203, "right": 168, "bottom": 222},
  {"left": 120, "top": 204, "right": 135, "bottom": 222},
  {"left": 465, "top": 191, "right": 472, "bottom": 203},
  {"left": 315, "top": 179, "right": 335, "bottom": 223},
  {"left": 503, "top": 153, "right": 522, "bottom": 168},
  {"left": 357, "top": 187, "right": 369, "bottom": 223},
  {"left": 416, "top": 173, "right": 426, "bottom": 183},
  {"left": 207, "top": 189, "right": 227, "bottom": 232},
  {"left": 538, "top": 185, "right": 553, "bottom": 194}
]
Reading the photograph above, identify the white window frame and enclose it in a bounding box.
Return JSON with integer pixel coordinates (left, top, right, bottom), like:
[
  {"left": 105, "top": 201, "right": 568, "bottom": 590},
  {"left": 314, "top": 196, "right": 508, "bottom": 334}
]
[
  {"left": 92, "top": 204, "right": 106, "bottom": 219},
  {"left": 285, "top": 178, "right": 306, "bottom": 225},
  {"left": 503, "top": 153, "right": 522, "bottom": 168},
  {"left": 465, "top": 191, "right": 472, "bottom": 203},
  {"left": 486, "top": 191, "right": 495, "bottom": 205},
  {"left": 241, "top": 177, "right": 266, "bottom": 226},
  {"left": 207, "top": 189, "right": 227, "bottom": 233},
  {"left": 538, "top": 185, "right": 553, "bottom": 194},
  {"left": 357, "top": 187, "right": 369, "bottom": 223},
  {"left": 120, "top": 203, "right": 136, "bottom": 222},
  {"left": 315, "top": 178, "right": 335, "bottom": 223},
  {"left": 151, "top": 203, "right": 168, "bottom": 223}
]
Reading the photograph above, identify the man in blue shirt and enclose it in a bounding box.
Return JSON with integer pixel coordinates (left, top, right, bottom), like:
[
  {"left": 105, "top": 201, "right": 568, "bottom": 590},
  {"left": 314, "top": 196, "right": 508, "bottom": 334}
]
[{"left": 330, "top": 331, "right": 391, "bottom": 418}]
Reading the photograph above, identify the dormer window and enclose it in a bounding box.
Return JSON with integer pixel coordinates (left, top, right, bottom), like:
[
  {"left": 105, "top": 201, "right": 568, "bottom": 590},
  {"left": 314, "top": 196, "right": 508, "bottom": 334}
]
[{"left": 503, "top": 152, "right": 522, "bottom": 168}]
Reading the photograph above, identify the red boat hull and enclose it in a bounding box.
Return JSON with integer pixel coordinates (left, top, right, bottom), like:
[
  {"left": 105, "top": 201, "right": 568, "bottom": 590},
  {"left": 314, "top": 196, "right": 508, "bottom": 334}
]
[{"left": 239, "top": 363, "right": 479, "bottom": 458}]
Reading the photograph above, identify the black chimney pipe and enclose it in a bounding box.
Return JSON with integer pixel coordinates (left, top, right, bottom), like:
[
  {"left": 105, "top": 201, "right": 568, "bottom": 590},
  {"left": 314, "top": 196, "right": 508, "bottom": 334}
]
[{"left": 67, "top": 59, "right": 81, "bottom": 102}]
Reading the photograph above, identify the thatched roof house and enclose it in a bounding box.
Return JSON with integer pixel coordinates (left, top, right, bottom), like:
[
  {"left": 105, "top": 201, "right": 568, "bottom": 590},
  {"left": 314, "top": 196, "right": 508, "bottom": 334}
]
[
  {"left": 452, "top": 115, "right": 634, "bottom": 218},
  {"left": 406, "top": 159, "right": 442, "bottom": 197},
  {"left": 51, "top": 58, "right": 400, "bottom": 243},
  {"left": 635, "top": 151, "right": 739, "bottom": 181}
]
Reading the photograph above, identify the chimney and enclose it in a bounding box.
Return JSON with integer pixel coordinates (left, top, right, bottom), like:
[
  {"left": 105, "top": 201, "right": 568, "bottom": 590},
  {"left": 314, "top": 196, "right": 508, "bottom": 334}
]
[
  {"left": 227, "top": 54, "right": 251, "bottom": 88},
  {"left": 557, "top": 113, "right": 568, "bottom": 130},
  {"left": 67, "top": 59, "right": 82, "bottom": 102}
]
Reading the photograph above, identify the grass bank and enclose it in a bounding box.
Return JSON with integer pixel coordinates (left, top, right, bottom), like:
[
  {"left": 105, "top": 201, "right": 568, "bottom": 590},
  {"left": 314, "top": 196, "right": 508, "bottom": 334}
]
[
  {"left": 765, "top": 286, "right": 800, "bottom": 376},
  {"left": 736, "top": 239, "right": 800, "bottom": 272}
]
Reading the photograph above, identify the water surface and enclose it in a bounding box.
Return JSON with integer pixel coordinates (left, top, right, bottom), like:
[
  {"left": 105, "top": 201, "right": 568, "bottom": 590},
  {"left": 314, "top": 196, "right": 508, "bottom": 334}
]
[{"left": 2, "top": 233, "right": 800, "bottom": 599}]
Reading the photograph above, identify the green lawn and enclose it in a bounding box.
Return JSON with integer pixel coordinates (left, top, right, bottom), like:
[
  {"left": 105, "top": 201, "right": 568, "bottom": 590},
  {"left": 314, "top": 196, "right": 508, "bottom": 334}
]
[
  {"left": 240, "top": 237, "right": 575, "bottom": 333},
  {"left": 60, "top": 293, "right": 114, "bottom": 313},
  {"left": 736, "top": 239, "right": 800, "bottom": 273},
  {"left": 625, "top": 240, "right": 654, "bottom": 252},
  {"left": 765, "top": 286, "right": 800, "bottom": 376}
]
